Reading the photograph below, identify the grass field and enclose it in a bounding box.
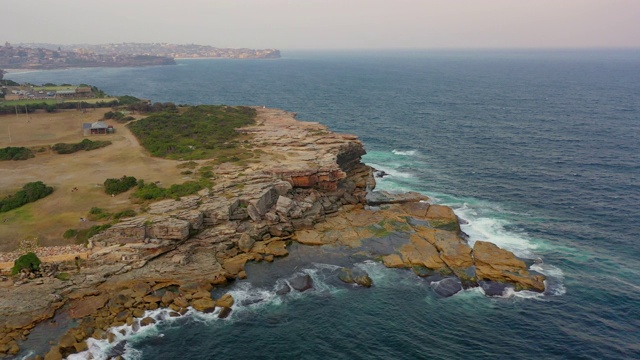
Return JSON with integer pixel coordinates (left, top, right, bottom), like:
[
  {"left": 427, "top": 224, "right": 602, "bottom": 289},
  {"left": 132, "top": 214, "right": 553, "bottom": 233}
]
[
  {"left": 0, "top": 97, "right": 117, "bottom": 106},
  {"left": 0, "top": 99, "right": 59, "bottom": 106},
  {"left": 32, "top": 86, "right": 77, "bottom": 91},
  {"left": 0, "top": 109, "right": 190, "bottom": 251}
]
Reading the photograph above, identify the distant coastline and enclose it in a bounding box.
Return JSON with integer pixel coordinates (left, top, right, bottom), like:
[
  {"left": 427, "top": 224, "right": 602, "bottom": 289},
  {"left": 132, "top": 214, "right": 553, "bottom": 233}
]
[{"left": 1, "top": 42, "right": 281, "bottom": 71}]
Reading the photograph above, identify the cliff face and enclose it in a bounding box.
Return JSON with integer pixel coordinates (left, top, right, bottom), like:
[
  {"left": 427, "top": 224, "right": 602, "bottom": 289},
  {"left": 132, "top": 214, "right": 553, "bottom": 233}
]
[{"left": 87, "top": 108, "right": 544, "bottom": 294}]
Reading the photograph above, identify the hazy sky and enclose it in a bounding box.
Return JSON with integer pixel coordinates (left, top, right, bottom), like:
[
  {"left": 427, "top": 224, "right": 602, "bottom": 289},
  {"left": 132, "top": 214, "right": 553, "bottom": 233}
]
[{"left": 3, "top": 0, "right": 639, "bottom": 49}]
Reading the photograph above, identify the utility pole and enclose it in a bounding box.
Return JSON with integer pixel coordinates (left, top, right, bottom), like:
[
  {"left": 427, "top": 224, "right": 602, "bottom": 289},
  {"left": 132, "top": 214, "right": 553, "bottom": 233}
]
[{"left": 8, "top": 125, "right": 11, "bottom": 143}]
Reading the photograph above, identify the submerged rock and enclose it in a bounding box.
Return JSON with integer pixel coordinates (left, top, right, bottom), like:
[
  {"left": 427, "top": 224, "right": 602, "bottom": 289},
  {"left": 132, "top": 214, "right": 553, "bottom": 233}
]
[
  {"left": 431, "top": 277, "right": 463, "bottom": 297},
  {"left": 338, "top": 267, "right": 373, "bottom": 288},
  {"left": 289, "top": 274, "right": 313, "bottom": 292},
  {"left": 479, "top": 281, "right": 511, "bottom": 297},
  {"left": 275, "top": 283, "right": 291, "bottom": 295}
]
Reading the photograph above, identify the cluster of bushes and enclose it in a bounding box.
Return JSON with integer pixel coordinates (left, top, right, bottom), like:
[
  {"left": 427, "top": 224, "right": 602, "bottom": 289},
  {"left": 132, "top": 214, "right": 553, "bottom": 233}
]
[
  {"left": 11, "top": 252, "right": 41, "bottom": 275},
  {"left": 0, "top": 181, "right": 54, "bottom": 213},
  {"left": 104, "top": 176, "right": 138, "bottom": 195},
  {"left": 103, "top": 111, "right": 135, "bottom": 123},
  {"left": 133, "top": 179, "right": 209, "bottom": 200},
  {"left": 85, "top": 207, "right": 137, "bottom": 221},
  {"left": 51, "top": 139, "right": 112, "bottom": 154},
  {"left": 0, "top": 146, "right": 35, "bottom": 161},
  {"left": 67, "top": 224, "right": 112, "bottom": 245},
  {"left": 0, "top": 100, "right": 121, "bottom": 115},
  {"left": 127, "top": 105, "right": 256, "bottom": 160}
]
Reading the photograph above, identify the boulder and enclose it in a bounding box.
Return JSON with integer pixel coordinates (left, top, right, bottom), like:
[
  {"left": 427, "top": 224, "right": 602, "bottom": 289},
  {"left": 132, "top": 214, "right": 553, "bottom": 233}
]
[
  {"left": 218, "top": 307, "right": 232, "bottom": 319},
  {"left": 431, "top": 277, "right": 463, "bottom": 297},
  {"left": 338, "top": 268, "right": 373, "bottom": 288},
  {"left": 238, "top": 233, "right": 256, "bottom": 253},
  {"left": 147, "top": 218, "right": 190, "bottom": 241},
  {"left": 289, "top": 274, "right": 313, "bottom": 292},
  {"left": 215, "top": 294, "right": 235, "bottom": 308},
  {"left": 192, "top": 298, "right": 216, "bottom": 313},
  {"left": 140, "top": 317, "right": 156, "bottom": 327},
  {"left": 275, "top": 283, "right": 291, "bottom": 295},
  {"left": 479, "top": 281, "right": 511, "bottom": 297},
  {"left": 44, "top": 346, "right": 63, "bottom": 360}
]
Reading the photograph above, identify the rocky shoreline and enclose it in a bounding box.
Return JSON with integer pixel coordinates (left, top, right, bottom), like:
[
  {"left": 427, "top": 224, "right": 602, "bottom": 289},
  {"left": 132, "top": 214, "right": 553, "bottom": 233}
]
[{"left": 0, "top": 108, "right": 546, "bottom": 359}]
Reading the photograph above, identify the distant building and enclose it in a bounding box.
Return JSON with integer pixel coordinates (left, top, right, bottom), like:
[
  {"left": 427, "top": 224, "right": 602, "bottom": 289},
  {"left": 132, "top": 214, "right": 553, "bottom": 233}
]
[
  {"left": 82, "top": 121, "right": 113, "bottom": 135},
  {"left": 56, "top": 89, "right": 76, "bottom": 98}
]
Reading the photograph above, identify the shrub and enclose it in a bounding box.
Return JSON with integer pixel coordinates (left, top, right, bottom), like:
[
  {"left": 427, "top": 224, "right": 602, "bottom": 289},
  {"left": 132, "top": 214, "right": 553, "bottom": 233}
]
[
  {"left": 0, "top": 147, "right": 35, "bottom": 161},
  {"left": 104, "top": 175, "right": 138, "bottom": 195},
  {"left": 11, "top": 252, "right": 41, "bottom": 275},
  {"left": 63, "top": 229, "right": 78, "bottom": 239},
  {"left": 133, "top": 179, "right": 211, "bottom": 201},
  {"left": 52, "top": 139, "right": 111, "bottom": 154},
  {"left": 0, "top": 181, "right": 54, "bottom": 213},
  {"left": 113, "top": 209, "right": 136, "bottom": 220},
  {"left": 87, "top": 207, "right": 111, "bottom": 221}
]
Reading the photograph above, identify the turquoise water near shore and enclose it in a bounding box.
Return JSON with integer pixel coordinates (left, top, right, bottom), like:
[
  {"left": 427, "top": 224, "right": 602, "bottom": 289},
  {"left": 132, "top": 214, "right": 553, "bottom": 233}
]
[{"left": 9, "top": 49, "right": 640, "bottom": 359}]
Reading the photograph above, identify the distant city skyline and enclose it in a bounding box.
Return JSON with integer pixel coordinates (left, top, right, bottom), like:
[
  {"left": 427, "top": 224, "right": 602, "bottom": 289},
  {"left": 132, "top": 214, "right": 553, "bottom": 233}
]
[{"left": 2, "top": 0, "right": 639, "bottom": 50}]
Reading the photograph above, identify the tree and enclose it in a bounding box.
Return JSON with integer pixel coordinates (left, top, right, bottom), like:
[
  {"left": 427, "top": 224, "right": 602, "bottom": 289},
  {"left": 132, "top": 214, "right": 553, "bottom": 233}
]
[
  {"left": 0, "top": 69, "right": 4, "bottom": 80},
  {"left": 11, "top": 252, "right": 41, "bottom": 275}
]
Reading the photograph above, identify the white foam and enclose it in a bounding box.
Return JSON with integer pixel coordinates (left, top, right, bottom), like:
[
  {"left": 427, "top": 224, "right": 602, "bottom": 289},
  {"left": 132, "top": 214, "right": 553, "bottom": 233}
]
[
  {"left": 454, "top": 204, "right": 538, "bottom": 259},
  {"left": 369, "top": 162, "right": 413, "bottom": 179},
  {"left": 392, "top": 149, "right": 417, "bottom": 156}
]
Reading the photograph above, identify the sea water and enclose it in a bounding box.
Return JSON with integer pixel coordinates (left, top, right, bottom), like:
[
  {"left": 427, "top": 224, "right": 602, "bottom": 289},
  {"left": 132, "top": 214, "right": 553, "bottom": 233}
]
[{"left": 8, "top": 49, "right": 640, "bottom": 359}]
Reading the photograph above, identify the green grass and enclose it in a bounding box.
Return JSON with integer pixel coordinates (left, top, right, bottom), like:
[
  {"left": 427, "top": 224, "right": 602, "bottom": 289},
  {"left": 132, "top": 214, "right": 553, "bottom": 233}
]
[
  {"left": 0, "top": 99, "right": 58, "bottom": 106},
  {"left": 128, "top": 105, "right": 256, "bottom": 160},
  {"left": 33, "top": 86, "right": 77, "bottom": 91}
]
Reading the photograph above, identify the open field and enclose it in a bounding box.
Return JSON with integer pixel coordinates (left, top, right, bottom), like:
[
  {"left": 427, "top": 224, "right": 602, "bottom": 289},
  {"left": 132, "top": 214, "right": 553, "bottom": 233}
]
[
  {"left": 0, "top": 98, "right": 117, "bottom": 106},
  {"left": 0, "top": 110, "right": 193, "bottom": 252},
  {"left": 32, "top": 86, "right": 78, "bottom": 91},
  {"left": 0, "top": 99, "right": 59, "bottom": 106}
]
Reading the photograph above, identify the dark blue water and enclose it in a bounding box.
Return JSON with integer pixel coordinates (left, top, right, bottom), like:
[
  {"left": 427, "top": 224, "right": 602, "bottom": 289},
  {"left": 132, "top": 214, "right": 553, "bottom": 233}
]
[{"left": 9, "top": 49, "right": 640, "bottom": 359}]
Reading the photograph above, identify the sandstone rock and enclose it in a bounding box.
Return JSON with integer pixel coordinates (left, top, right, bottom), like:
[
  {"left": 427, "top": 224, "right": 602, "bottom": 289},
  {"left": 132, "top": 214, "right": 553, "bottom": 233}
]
[
  {"left": 382, "top": 254, "right": 405, "bottom": 268},
  {"left": 58, "top": 333, "right": 76, "bottom": 350},
  {"left": 398, "top": 233, "right": 447, "bottom": 270},
  {"left": 473, "top": 241, "right": 545, "bottom": 292},
  {"left": 366, "top": 191, "right": 429, "bottom": 206},
  {"left": 148, "top": 218, "right": 190, "bottom": 241},
  {"left": 140, "top": 317, "right": 156, "bottom": 327},
  {"left": 70, "top": 293, "right": 109, "bottom": 319},
  {"left": 44, "top": 346, "right": 63, "bottom": 360},
  {"left": 425, "top": 205, "right": 461, "bottom": 232},
  {"left": 74, "top": 341, "right": 88, "bottom": 353},
  {"left": 173, "top": 295, "right": 189, "bottom": 308},
  {"left": 218, "top": 307, "right": 232, "bottom": 319},
  {"left": 222, "top": 254, "right": 254, "bottom": 276},
  {"left": 161, "top": 291, "right": 177, "bottom": 306},
  {"left": 192, "top": 298, "right": 216, "bottom": 313},
  {"left": 265, "top": 240, "right": 288, "bottom": 257},
  {"left": 143, "top": 294, "right": 162, "bottom": 303},
  {"left": 215, "top": 294, "right": 234, "bottom": 308},
  {"left": 238, "top": 234, "right": 256, "bottom": 253}
]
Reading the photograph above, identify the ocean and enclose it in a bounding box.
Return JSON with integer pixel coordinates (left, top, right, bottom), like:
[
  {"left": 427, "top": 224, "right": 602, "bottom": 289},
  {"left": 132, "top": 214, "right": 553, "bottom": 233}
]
[{"left": 8, "top": 49, "right": 640, "bottom": 359}]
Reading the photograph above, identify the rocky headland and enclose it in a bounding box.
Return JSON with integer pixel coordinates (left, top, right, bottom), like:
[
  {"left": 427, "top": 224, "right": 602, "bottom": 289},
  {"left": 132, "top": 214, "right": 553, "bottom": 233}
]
[{"left": 0, "top": 108, "right": 545, "bottom": 359}]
